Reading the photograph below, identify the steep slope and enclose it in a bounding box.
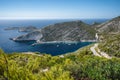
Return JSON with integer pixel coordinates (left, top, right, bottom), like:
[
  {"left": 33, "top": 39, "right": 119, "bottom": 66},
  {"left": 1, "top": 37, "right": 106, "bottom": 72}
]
[
  {"left": 11, "top": 20, "right": 96, "bottom": 42},
  {"left": 94, "top": 16, "right": 120, "bottom": 57},
  {"left": 98, "top": 33, "right": 120, "bottom": 57},
  {"left": 1, "top": 47, "right": 120, "bottom": 80},
  {"left": 96, "top": 16, "right": 120, "bottom": 33},
  {"left": 11, "top": 30, "right": 43, "bottom": 41},
  {"left": 41, "top": 21, "right": 96, "bottom": 41},
  {"left": 95, "top": 16, "right": 120, "bottom": 57}
]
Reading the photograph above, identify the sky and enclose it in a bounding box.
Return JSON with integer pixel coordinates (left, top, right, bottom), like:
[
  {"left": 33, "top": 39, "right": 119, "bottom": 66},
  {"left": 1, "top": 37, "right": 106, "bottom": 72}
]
[{"left": 0, "top": 0, "right": 120, "bottom": 19}]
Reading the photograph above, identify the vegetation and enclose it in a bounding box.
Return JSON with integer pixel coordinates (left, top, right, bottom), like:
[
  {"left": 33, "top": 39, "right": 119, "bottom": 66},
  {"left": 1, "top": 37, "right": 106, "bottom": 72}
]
[
  {"left": 0, "top": 44, "right": 120, "bottom": 80},
  {"left": 99, "top": 33, "right": 120, "bottom": 57}
]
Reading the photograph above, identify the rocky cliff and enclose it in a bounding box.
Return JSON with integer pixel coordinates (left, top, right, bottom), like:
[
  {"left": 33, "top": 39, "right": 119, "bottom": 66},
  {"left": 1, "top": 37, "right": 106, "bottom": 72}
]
[{"left": 11, "top": 30, "right": 43, "bottom": 41}]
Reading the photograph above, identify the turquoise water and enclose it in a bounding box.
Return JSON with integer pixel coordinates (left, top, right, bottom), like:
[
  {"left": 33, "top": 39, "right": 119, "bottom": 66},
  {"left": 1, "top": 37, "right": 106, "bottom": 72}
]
[{"left": 0, "top": 19, "right": 107, "bottom": 55}]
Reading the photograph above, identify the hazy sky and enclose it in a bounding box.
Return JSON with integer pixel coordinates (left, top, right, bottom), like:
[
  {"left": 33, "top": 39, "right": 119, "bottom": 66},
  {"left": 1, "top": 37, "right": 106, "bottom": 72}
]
[{"left": 0, "top": 0, "right": 120, "bottom": 19}]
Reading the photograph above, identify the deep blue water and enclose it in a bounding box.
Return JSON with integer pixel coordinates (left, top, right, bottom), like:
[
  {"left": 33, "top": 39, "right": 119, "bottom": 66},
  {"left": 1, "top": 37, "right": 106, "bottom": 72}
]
[{"left": 0, "top": 19, "right": 108, "bottom": 55}]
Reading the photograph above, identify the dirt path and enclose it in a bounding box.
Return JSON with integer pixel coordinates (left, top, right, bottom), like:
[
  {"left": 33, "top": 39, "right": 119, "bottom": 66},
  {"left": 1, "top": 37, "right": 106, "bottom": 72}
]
[{"left": 90, "top": 43, "right": 112, "bottom": 59}]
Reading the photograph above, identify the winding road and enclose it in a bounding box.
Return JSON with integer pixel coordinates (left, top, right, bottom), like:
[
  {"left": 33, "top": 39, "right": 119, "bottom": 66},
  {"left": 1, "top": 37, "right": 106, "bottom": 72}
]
[{"left": 90, "top": 43, "right": 112, "bottom": 59}]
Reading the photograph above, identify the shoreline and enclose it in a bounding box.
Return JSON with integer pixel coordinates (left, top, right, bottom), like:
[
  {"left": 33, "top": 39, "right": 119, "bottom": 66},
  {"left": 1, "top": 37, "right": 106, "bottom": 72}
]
[
  {"left": 32, "top": 40, "right": 96, "bottom": 46},
  {"left": 80, "top": 40, "right": 97, "bottom": 42}
]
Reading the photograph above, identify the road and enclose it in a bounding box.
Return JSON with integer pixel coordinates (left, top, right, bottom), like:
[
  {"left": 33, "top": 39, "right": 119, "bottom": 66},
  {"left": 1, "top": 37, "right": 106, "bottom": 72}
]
[{"left": 90, "top": 43, "right": 112, "bottom": 59}]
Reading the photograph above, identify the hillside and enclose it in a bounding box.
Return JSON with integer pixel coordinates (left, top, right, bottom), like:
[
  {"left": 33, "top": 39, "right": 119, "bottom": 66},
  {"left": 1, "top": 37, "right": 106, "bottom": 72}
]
[
  {"left": 96, "top": 16, "right": 120, "bottom": 33},
  {"left": 11, "top": 30, "right": 43, "bottom": 41},
  {"left": 11, "top": 21, "right": 96, "bottom": 42},
  {"left": 93, "top": 16, "right": 120, "bottom": 57},
  {"left": 41, "top": 21, "right": 96, "bottom": 41},
  {"left": 98, "top": 33, "right": 120, "bottom": 57},
  {"left": 0, "top": 46, "right": 120, "bottom": 80}
]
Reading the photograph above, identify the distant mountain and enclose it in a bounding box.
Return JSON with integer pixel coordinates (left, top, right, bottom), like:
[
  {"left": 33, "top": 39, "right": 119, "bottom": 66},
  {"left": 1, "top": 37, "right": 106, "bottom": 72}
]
[
  {"left": 96, "top": 16, "right": 120, "bottom": 33},
  {"left": 11, "top": 20, "right": 96, "bottom": 42}
]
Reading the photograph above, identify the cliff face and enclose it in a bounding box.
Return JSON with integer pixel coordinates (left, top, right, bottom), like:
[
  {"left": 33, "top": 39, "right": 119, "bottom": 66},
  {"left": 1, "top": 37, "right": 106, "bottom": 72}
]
[
  {"left": 96, "top": 16, "right": 120, "bottom": 33},
  {"left": 11, "top": 21, "right": 96, "bottom": 42},
  {"left": 13, "top": 30, "right": 43, "bottom": 41}
]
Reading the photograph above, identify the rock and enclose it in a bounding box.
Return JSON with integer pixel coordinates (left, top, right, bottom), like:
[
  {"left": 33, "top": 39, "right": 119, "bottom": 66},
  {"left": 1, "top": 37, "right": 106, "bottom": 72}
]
[
  {"left": 59, "top": 55, "right": 64, "bottom": 58},
  {"left": 10, "top": 30, "right": 42, "bottom": 41}
]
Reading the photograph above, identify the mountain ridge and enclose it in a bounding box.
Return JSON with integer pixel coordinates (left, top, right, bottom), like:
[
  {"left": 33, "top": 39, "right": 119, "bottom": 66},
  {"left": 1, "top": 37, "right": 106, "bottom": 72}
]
[
  {"left": 11, "top": 20, "right": 96, "bottom": 42},
  {"left": 9, "top": 16, "right": 120, "bottom": 43},
  {"left": 95, "top": 16, "right": 120, "bottom": 33}
]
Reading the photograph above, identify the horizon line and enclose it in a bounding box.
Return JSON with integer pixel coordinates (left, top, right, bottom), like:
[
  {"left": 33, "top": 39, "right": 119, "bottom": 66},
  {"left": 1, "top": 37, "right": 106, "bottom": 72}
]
[{"left": 0, "top": 17, "right": 112, "bottom": 20}]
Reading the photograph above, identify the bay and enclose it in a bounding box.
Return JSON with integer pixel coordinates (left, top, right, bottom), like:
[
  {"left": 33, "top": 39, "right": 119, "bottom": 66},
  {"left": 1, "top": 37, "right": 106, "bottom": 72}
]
[{"left": 0, "top": 19, "right": 108, "bottom": 55}]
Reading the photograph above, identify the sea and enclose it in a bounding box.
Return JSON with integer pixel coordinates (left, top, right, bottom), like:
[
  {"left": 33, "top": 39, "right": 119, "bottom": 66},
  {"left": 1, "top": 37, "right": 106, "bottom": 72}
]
[{"left": 0, "top": 19, "right": 108, "bottom": 55}]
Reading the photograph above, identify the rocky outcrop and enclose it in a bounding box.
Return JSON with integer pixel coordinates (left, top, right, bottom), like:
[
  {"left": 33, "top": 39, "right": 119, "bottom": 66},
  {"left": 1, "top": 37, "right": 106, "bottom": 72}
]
[
  {"left": 11, "top": 20, "right": 96, "bottom": 42},
  {"left": 11, "top": 30, "right": 43, "bottom": 41}
]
